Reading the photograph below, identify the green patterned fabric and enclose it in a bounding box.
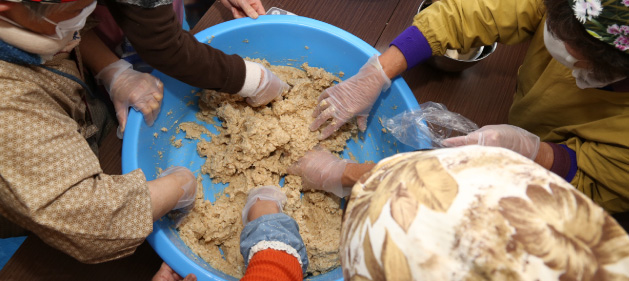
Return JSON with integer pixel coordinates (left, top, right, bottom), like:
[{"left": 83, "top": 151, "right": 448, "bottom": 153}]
[{"left": 569, "top": 0, "right": 629, "bottom": 53}]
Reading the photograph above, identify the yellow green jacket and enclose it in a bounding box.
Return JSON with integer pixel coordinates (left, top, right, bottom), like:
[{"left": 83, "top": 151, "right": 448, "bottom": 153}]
[{"left": 407, "top": 0, "right": 629, "bottom": 213}]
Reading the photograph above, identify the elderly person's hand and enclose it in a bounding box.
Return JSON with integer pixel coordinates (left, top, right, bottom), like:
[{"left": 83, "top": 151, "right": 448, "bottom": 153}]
[
  {"left": 219, "top": 0, "right": 266, "bottom": 19},
  {"left": 237, "top": 61, "right": 290, "bottom": 107},
  {"left": 152, "top": 262, "right": 196, "bottom": 281},
  {"left": 95, "top": 59, "right": 163, "bottom": 138},
  {"left": 442, "top": 124, "right": 541, "bottom": 160},
  {"left": 288, "top": 147, "right": 352, "bottom": 197},
  {"left": 310, "top": 55, "right": 391, "bottom": 140}
]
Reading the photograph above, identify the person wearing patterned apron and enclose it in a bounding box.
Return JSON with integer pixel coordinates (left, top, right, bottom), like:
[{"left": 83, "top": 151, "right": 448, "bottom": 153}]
[{"left": 0, "top": 0, "right": 196, "bottom": 264}]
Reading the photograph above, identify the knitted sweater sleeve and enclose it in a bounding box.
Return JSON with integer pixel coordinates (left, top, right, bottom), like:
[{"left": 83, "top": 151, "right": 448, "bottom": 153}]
[{"left": 240, "top": 249, "right": 303, "bottom": 281}]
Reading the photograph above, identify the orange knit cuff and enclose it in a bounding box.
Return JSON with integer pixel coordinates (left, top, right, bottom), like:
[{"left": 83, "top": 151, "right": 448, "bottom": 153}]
[{"left": 240, "top": 249, "right": 303, "bottom": 281}]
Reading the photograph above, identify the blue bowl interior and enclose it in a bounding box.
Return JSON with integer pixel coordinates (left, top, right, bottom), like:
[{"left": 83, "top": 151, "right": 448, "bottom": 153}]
[{"left": 122, "top": 15, "right": 424, "bottom": 281}]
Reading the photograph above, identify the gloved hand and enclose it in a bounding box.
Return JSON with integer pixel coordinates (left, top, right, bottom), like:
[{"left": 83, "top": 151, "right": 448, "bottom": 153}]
[
  {"left": 310, "top": 55, "right": 391, "bottom": 140},
  {"left": 219, "top": 0, "right": 266, "bottom": 19},
  {"left": 287, "top": 147, "right": 352, "bottom": 197},
  {"left": 95, "top": 59, "right": 164, "bottom": 139},
  {"left": 159, "top": 166, "right": 197, "bottom": 211},
  {"left": 238, "top": 61, "right": 290, "bottom": 107},
  {"left": 241, "top": 185, "right": 287, "bottom": 226},
  {"left": 441, "top": 124, "right": 541, "bottom": 160}
]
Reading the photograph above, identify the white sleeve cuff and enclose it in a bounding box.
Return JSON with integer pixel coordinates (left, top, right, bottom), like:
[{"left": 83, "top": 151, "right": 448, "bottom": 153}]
[
  {"left": 247, "top": 240, "right": 303, "bottom": 268},
  {"left": 238, "top": 61, "right": 263, "bottom": 97}
]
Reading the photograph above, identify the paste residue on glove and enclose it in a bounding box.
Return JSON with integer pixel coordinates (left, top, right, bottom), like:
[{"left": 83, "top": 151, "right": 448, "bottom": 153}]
[{"left": 176, "top": 59, "right": 357, "bottom": 277}]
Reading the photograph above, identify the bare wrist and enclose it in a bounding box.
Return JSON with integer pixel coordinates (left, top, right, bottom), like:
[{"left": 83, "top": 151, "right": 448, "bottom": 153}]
[
  {"left": 148, "top": 177, "right": 183, "bottom": 221},
  {"left": 379, "top": 46, "right": 407, "bottom": 79},
  {"left": 534, "top": 142, "right": 554, "bottom": 170},
  {"left": 341, "top": 163, "right": 376, "bottom": 187},
  {"left": 248, "top": 200, "right": 280, "bottom": 222}
]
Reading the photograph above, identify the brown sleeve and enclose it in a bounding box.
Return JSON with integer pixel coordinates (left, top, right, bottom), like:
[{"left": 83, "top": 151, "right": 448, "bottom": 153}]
[
  {"left": 0, "top": 61, "right": 154, "bottom": 263},
  {"left": 105, "top": 2, "right": 246, "bottom": 94}
]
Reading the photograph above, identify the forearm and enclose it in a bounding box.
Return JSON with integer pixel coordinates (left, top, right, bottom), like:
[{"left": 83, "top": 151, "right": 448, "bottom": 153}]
[
  {"left": 379, "top": 46, "right": 407, "bottom": 79},
  {"left": 106, "top": 2, "right": 247, "bottom": 93},
  {"left": 534, "top": 142, "right": 554, "bottom": 170},
  {"left": 242, "top": 249, "right": 302, "bottom": 281},
  {"left": 240, "top": 214, "right": 308, "bottom": 276},
  {"left": 341, "top": 163, "right": 376, "bottom": 187},
  {"left": 247, "top": 200, "right": 279, "bottom": 222},
  {"left": 537, "top": 142, "right": 580, "bottom": 185},
  {"left": 79, "top": 30, "right": 120, "bottom": 74},
  {"left": 147, "top": 174, "right": 186, "bottom": 221},
  {"left": 412, "top": 0, "right": 543, "bottom": 51},
  {"left": 547, "top": 140, "right": 629, "bottom": 213}
]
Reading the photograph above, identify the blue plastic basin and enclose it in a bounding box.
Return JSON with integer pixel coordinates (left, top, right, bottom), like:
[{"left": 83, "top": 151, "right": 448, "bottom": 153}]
[{"left": 122, "top": 15, "right": 421, "bottom": 281}]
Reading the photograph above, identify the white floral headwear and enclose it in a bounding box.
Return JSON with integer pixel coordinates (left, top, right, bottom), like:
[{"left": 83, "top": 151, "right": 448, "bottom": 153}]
[{"left": 570, "top": 0, "right": 629, "bottom": 53}]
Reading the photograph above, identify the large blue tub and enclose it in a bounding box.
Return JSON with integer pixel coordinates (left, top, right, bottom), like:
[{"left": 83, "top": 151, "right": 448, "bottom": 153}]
[{"left": 122, "top": 15, "right": 421, "bottom": 281}]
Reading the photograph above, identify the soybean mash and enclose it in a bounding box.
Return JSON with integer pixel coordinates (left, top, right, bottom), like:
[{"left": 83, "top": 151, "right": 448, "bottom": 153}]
[{"left": 176, "top": 59, "right": 357, "bottom": 278}]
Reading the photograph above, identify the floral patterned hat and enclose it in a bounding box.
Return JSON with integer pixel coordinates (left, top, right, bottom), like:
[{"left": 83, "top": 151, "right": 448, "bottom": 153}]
[
  {"left": 569, "top": 0, "right": 629, "bottom": 52},
  {"left": 340, "top": 146, "right": 629, "bottom": 280}
]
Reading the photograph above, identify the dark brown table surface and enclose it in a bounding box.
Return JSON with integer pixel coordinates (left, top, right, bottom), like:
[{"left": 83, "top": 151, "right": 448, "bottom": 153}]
[
  {"left": 0, "top": 0, "right": 529, "bottom": 280},
  {"left": 192, "top": 0, "right": 530, "bottom": 127}
]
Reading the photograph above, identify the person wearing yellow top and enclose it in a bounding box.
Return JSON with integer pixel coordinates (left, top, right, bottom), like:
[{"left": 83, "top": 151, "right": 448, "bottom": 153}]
[{"left": 310, "top": 0, "right": 629, "bottom": 214}]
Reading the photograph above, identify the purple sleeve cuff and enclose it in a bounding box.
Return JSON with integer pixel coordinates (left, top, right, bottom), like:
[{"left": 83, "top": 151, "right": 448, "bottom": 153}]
[
  {"left": 548, "top": 143, "right": 577, "bottom": 182},
  {"left": 390, "top": 26, "right": 432, "bottom": 69}
]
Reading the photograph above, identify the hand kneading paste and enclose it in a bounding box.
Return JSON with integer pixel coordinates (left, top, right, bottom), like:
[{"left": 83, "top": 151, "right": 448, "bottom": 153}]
[{"left": 175, "top": 59, "right": 357, "bottom": 278}]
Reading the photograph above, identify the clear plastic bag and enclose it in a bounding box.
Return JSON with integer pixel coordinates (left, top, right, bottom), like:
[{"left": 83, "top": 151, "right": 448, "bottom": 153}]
[{"left": 383, "top": 101, "right": 478, "bottom": 149}]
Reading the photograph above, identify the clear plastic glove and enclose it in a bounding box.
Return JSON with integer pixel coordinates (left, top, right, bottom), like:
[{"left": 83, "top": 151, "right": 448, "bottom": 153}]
[
  {"left": 95, "top": 59, "right": 164, "bottom": 139},
  {"left": 238, "top": 62, "right": 290, "bottom": 107},
  {"left": 441, "top": 124, "right": 541, "bottom": 160},
  {"left": 159, "top": 166, "right": 197, "bottom": 211},
  {"left": 219, "top": 0, "right": 266, "bottom": 19},
  {"left": 310, "top": 55, "right": 391, "bottom": 140},
  {"left": 241, "top": 185, "right": 287, "bottom": 226},
  {"left": 287, "top": 147, "right": 352, "bottom": 197}
]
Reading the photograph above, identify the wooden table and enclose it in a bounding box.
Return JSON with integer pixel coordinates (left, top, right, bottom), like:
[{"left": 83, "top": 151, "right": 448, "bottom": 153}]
[
  {"left": 193, "top": 0, "right": 529, "bottom": 127},
  {"left": 0, "top": 0, "right": 529, "bottom": 280}
]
